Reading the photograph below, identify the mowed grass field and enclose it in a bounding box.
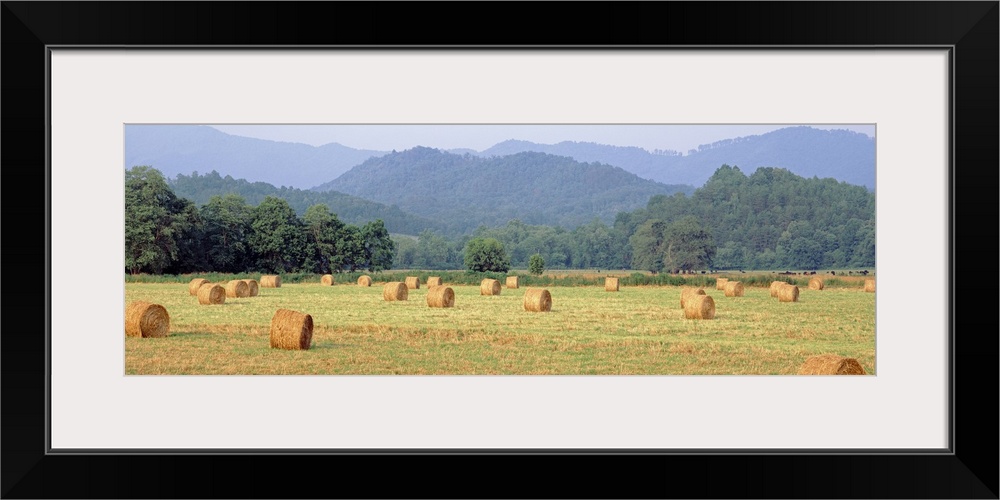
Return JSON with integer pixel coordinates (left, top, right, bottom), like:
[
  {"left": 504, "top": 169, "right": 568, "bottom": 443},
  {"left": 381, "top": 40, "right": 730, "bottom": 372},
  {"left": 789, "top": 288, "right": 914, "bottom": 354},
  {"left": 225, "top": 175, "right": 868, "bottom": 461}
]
[{"left": 125, "top": 279, "right": 875, "bottom": 375}]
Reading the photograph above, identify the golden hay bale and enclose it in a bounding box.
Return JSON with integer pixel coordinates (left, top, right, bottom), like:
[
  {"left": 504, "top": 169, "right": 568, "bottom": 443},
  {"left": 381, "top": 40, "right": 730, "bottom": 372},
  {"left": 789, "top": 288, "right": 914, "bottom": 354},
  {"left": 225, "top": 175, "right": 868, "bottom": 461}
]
[
  {"left": 321, "top": 274, "right": 335, "bottom": 286},
  {"left": 724, "top": 281, "right": 745, "bottom": 297},
  {"left": 124, "top": 301, "right": 170, "bottom": 338},
  {"left": 260, "top": 275, "right": 281, "bottom": 288},
  {"left": 797, "top": 354, "right": 866, "bottom": 375},
  {"left": 197, "top": 284, "right": 226, "bottom": 305},
  {"left": 777, "top": 284, "right": 799, "bottom": 302},
  {"left": 188, "top": 278, "right": 210, "bottom": 295},
  {"left": 864, "top": 278, "right": 875, "bottom": 293},
  {"left": 405, "top": 276, "right": 420, "bottom": 289},
  {"left": 426, "top": 286, "right": 455, "bottom": 308},
  {"left": 715, "top": 278, "right": 729, "bottom": 291},
  {"left": 808, "top": 277, "right": 824, "bottom": 290},
  {"left": 225, "top": 280, "right": 250, "bottom": 298},
  {"left": 679, "top": 286, "right": 706, "bottom": 308},
  {"left": 769, "top": 281, "right": 786, "bottom": 297},
  {"left": 358, "top": 275, "right": 372, "bottom": 287},
  {"left": 480, "top": 279, "right": 501, "bottom": 296},
  {"left": 242, "top": 279, "right": 259, "bottom": 297},
  {"left": 505, "top": 276, "right": 520, "bottom": 289},
  {"left": 427, "top": 277, "right": 443, "bottom": 288},
  {"left": 605, "top": 277, "right": 619, "bottom": 292},
  {"left": 523, "top": 288, "right": 552, "bottom": 312},
  {"left": 269, "top": 309, "right": 313, "bottom": 350},
  {"left": 383, "top": 282, "right": 408, "bottom": 301},
  {"left": 683, "top": 294, "right": 715, "bottom": 320}
]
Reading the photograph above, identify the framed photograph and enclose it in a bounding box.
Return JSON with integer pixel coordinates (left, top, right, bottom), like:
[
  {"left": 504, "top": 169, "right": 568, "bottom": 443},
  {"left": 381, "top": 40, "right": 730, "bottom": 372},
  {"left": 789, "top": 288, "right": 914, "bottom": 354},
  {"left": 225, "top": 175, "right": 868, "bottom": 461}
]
[{"left": 3, "top": 2, "right": 996, "bottom": 498}]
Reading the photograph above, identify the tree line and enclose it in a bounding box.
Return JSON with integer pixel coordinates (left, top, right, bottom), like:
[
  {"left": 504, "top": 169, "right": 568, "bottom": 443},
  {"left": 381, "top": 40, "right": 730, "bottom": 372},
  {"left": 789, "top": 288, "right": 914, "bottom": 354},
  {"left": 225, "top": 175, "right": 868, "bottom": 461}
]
[{"left": 125, "top": 166, "right": 395, "bottom": 275}]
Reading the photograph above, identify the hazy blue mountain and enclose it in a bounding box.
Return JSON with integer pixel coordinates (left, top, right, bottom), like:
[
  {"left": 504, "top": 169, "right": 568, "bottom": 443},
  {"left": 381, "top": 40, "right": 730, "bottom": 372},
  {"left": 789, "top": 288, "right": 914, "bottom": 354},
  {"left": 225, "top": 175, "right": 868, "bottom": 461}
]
[
  {"left": 125, "top": 125, "right": 387, "bottom": 189},
  {"left": 168, "top": 170, "right": 445, "bottom": 235},
  {"left": 313, "top": 146, "right": 695, "bottom": 234},
  {"left": 477, "top": 127, "right": 875, "bottom": 189}
]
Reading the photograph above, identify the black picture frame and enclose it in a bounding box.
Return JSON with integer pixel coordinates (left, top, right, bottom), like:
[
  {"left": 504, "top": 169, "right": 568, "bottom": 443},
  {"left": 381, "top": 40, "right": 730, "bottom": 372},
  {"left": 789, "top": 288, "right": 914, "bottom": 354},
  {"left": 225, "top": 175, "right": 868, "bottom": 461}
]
[{"left": 2, "top": 2, "right": 996, "bottom": 498}]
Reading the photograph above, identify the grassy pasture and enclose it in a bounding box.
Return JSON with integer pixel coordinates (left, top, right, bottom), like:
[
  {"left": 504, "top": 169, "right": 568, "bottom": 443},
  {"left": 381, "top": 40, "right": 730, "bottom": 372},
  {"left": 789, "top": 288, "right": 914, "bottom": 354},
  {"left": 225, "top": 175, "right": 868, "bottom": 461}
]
[{"left": 125, "top": 278, "right": 875, "bottom": 375}]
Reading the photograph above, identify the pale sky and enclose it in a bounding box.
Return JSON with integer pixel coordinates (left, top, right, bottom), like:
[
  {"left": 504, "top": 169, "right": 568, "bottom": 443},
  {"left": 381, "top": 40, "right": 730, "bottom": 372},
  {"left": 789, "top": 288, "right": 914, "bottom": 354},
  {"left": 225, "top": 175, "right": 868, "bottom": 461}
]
[{"left": 208, "top": 124, "right": 875, "bottom": 153}]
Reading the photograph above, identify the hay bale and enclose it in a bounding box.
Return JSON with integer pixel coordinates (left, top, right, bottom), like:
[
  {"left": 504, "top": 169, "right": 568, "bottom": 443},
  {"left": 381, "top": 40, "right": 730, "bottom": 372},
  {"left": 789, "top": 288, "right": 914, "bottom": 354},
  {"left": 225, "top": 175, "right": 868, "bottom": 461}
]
[
  {"left": 679, "top": 286, "right": 706, "bottom": 308},
  {"left": 683, "top": 294, "right": 715, "bottom": 320},
  {"left": 269, "top": 309, "right": 313, "bottom": 350},
  {"left": 261, "top": 275, "right": 281, "bottom": 288},
  {"left": 383, "top": 282, "right": 408, "bottom": 301},
  {"left": 188, "top": 278, "right": 210, "bottom": 295},
  {"left": 808, "top": 277, "right": 824, "bottom": 290},
  {"left": 505, "top": 276, "right": 520, "bottom": 289},
  {"left": 197, "top": 283, "right": 226, "bottom": 305},
  {"left": 358, "top": 275, "right": 372, "bottom": 287},
  {"left": 777, "top": 284, "right": 799, "bottom": 302},
  {"left": 426, "top": 286, "right": 455, "bottom": 308},
  {"left": 864, "top": 278, "right": 875, "bottom": 293},
  {"left": 605, "top": 277, "right": 619, "bottom": 292},
  {"left": 225, "top": 280, "right": 250, "bottom": 298},
  {"left": 321, "top": 274, "right": 335, "bottom": 286},
  {"left": 523, "top": 288, "right": 552, "bottom": 312},
  {"left": 405, "top": 276, "right": 420, "bottom": 289},
  {"left": 480, "top": 279, "right": 501, "bottom": 296},
  {"left": 242, "top": 279, "right": 259, "bottom": 297},
  {"left": 125, "top": 301, "right": 170, "bottom": 338},
  {"left": 798, "top": 354, "right": 866, "bottom": 375},
  {"left": 769, "top": 281, "right": 786, "bottom": 297},
  {"left": 715, "top": 278, "right": 729, "bottom": 291},
  {"left": 427, "top": 277, "right": 443, "bottom": 288},
  {"left": 724, "top": 281, "right": 745, "bottom": 297}
]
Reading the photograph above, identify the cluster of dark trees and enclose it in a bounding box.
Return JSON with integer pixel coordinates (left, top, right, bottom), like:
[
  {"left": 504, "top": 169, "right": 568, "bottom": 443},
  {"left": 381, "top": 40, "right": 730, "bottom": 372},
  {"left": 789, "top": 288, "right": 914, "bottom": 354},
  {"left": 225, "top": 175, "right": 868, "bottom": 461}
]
[{"left": 125, "top": 166, "right": 395, "bottom": 275}]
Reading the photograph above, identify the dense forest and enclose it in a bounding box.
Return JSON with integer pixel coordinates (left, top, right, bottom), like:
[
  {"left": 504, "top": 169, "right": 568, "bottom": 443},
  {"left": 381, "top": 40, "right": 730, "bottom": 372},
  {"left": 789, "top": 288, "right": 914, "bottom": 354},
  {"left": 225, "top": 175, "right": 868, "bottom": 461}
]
[{"left": 127, "top": 162, "right": 875, "bottom": 275}]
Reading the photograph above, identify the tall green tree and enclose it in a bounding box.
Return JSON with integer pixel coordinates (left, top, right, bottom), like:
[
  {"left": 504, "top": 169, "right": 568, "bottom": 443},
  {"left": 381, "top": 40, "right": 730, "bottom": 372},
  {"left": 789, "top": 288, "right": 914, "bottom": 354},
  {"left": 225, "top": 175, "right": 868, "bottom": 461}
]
[
  {"left": 528, "top": 253, "right": 545, "bottom": 275},
  {"left": 628, "top": 219, "right": 667, "bottom": 273},
  {"left": 124, "top": 166, "right": 197, "bottom": 274},
  {"left": 248, "top": 196, "right": 306, "bottom": 273},
  {"left": 302, "top": 203, "right": 346, "bottom": 273},
  {"left": 662, "top": 216, "right": 716, "bottom": 272},
  {"left": 200, "top": 194, "right": 252, "bottom": 273},
  {"left": 361, "top": 219, "right": 395, "bottom": 272},
  {"left": 464, "top": 237, "right": 510, "bottom": 273}
]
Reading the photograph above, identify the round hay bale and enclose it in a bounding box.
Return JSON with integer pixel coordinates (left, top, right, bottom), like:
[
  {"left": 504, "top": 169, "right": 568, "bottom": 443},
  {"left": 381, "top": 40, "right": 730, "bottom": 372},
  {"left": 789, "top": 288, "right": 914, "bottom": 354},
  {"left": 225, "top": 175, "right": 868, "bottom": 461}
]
[
  {"left": 242, "top": 279, "right": 259, "bottom": 297},
  {"left": 261, "top": 275, "right": 281, "bottom": 288},
  {"left": 605, "top": 277, "right": 619, "bottom": 292},
  {"left": 505, "top": 276, "right": 520, "bottom": 289},
  {"left": 197, "top": 284, "right": 226, "bottom": 305},
  {"left": 864, "top": 278, "right": 875, "bottom": 293},
  {"left": 797, "top": 354, "right": 866, "bottom": 375},
  {"left": 321, "top": 274, "right": 335, "bottom": 286},
  {"left": 777, "top": 284, "right": 799, "bottom": 302},
  {"left": 426, "top": 286, "right": 455, "bottom": 308},
  {"left": 724, "top": 281, "right": 745, "bottom": 297},
  {"left": 188, "top": 278, "right": 209, "bottom": 295},
  {"left": 808, "top": 277, "right": 824, "bottom": 290},
  {"left": 715, "top": 278, "right": 729, "bottom": 291},
  {"left": 523, "top": 288, "right": 552, "bottom": 312},
  {"left": 480, "top": 279, "right": 501, "bottom": 296},
  {"left": 124, "top": 301, "right": 170, "bottom": 338},
  {"left": 358, "top": 275, "right": 372, "bottom": 287},
  {"left": 769, "top": 281, "right": 786, "bottom": 297},
  {"left": 683, "top": 294, "right": 715, "bottom": 320},
  {"left": 405, "top": 276, "right": 420, "bottom": 290},
  {"left": 679, "top": 286, "right": 706, "bottom": 308},
  {"left": 225, "top": 280, "right": 250, "bottom": 298},
  {"left": 383, "top": 282, "right": 408, "bottom": 301},
  {"left": 269, "top": 309, "right": 313, "bottom": 350},
  {"left": 427, "top": 277, "right": 443, "bottom": 288}
]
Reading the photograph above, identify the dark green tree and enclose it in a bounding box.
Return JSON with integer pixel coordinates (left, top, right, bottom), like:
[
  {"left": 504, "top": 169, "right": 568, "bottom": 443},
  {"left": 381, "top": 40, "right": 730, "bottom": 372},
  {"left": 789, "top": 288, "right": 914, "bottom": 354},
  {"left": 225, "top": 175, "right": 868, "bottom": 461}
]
[
  {"left": 464, "top": 237, "right": 510, "bottom": 272},
  {"left": 528, "top": 253, "right": 545, "bottom": 276},
  {"left": 361, "top": 219, "right": 395, "bottom": 272},
  {"left": 662, "top": 216, "right": 717, "bottom": 273},
  {"left": 628, "top": 219, "right": 667, "bottom": 273},
  {"left": 248, "top": 196, "right": 306, "bottom": 273},
  {"left": 200, "top": 194, "right": 252, "bottom": 273},
  {"left": 124, "top": 166, "right": 198, "bottom": 274},
  {"left": 302, "top": 203, "right": 346, "bottom": 273}
]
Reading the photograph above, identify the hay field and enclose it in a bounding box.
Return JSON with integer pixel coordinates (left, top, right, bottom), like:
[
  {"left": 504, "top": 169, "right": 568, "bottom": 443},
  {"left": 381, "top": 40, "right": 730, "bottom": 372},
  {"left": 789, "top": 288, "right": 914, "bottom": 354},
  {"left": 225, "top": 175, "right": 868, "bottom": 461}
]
[{"left": 124, "top": 282, "right": 875, "bottom": 375}]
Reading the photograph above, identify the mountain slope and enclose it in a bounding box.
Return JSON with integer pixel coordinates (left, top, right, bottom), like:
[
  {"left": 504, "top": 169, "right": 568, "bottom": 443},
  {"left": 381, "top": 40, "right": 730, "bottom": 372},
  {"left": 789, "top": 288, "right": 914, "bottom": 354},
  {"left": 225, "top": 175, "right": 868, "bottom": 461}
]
[
  {"left": 125, "top": 125, "right": 387, "bottom": 189},
  {"left": 313, "top": 147, "right": 695, "bottom": 234}
]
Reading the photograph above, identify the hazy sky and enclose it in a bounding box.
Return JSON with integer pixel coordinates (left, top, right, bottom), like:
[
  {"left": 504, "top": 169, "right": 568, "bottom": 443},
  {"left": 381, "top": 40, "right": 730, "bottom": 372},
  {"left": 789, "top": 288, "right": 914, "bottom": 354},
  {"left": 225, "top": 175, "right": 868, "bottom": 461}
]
[{"left": 208, "top": 124, "right": 875, "bottom": 153}]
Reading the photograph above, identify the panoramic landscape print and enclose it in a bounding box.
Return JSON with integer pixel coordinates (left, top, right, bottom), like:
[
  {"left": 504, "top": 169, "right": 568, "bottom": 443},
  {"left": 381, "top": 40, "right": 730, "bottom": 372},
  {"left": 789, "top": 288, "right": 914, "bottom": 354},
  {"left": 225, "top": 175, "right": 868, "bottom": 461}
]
[{"left": 124, "top": 124, "right": 876, "bottom": 375}]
